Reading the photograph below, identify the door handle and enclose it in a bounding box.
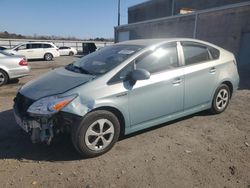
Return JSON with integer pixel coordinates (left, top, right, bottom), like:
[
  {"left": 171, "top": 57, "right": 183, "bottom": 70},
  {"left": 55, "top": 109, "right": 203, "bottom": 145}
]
[
  {"left": 209, "top": 67, "right": 216, "bottom": 74},
  {"left": 172, "top": 78, "right": 182, "bottom": 85}
]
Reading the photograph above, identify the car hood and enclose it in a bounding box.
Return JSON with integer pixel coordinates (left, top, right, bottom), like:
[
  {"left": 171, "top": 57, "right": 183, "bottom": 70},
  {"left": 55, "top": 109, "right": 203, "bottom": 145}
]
[{"left": 20, "top": 67, "right": 95, "bottom": 100}]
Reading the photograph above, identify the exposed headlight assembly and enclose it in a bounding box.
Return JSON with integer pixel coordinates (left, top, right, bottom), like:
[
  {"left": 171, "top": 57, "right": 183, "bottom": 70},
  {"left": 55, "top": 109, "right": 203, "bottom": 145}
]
[{"left": 27, "top": 94, "right": 78, "bottom": 117}]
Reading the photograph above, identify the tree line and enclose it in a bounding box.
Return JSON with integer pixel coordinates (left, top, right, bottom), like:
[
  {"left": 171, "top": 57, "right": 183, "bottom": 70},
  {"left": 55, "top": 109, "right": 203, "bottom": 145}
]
[{"left": 0, "top": 31, "right": 113, "bottom": 42}]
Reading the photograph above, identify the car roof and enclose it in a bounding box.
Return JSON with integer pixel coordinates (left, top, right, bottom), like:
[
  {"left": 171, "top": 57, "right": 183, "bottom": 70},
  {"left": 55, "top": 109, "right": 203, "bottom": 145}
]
[
  {"left": 21, "top": 41, "right": 54, "bottom": 44},
  {"left": 118, "top": 38, "right": 214, "bottom": 47}
]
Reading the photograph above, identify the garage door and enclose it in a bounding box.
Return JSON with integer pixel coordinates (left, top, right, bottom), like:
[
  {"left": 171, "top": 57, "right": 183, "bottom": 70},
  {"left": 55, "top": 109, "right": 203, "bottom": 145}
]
[{"left": 118, "top": 31, "right": 130, "bottom": 42}]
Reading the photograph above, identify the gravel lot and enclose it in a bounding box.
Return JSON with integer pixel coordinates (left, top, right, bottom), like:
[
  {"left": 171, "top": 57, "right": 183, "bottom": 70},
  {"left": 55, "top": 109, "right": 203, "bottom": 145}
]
[{"left": 0, "top": 56, "right": 249, "bottom": 188}]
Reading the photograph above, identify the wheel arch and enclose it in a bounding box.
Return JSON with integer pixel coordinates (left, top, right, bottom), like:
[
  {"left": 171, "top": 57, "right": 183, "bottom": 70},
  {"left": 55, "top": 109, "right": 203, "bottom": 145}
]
[
  {"left": 221, "top": 80, "right": 233, "bottom": 98},
  {"left": 0, "top": 68, "right": 10, "bottom": 80},
  {"left": 90, "top": 106, "right": 126, "bottom": 137}
]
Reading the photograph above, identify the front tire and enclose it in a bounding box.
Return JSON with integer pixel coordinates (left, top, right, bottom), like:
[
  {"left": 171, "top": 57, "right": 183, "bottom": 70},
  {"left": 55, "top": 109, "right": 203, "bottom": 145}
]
[
  {"left": 71, "top": 110, "right": 120, "bottom": 157},
  {"left": 211, "top": 84, "right": 230, "bottom": 114},
  {"left": 44, "top": 53, "right": 53, "bottom": 61},
  {"left": 0, "top": 70, "right": 9, "bottom": 86},
  {"left": 69, "top": 51, "right": 74, "bottom": 56}
]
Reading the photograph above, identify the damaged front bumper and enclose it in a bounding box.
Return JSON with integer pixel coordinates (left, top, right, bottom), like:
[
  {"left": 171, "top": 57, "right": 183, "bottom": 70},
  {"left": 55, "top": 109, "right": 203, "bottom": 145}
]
[
  {"left": 14, "top": 107, "right": 55, "bottom": 144},
  {"left": 13, "top": 93, "right": 82, "bottom": 144}
]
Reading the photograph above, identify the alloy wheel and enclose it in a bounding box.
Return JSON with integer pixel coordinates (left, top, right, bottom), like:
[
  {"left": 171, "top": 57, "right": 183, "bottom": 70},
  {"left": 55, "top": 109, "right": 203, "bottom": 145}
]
[
  {"left": 215, "top": 88, "right": 229, "bottom": 110},
  {"left": 85, "top": 119, "right": 115, "bottom": 151}
]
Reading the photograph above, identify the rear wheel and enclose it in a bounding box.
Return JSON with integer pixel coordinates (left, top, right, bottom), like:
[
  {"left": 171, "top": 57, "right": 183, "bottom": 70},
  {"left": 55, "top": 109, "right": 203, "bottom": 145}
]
[
  {"left": 0, "top": 70, "right": 8, "bottom": 86},
  {"left": 44, "top": 53, "right": 53, "bottom": 61},
  {"left": 71, "top": 110, "right": 120, "bottom": 157},
  {"left": 211, "top": 84, "right": 230, "bottom": 114}
]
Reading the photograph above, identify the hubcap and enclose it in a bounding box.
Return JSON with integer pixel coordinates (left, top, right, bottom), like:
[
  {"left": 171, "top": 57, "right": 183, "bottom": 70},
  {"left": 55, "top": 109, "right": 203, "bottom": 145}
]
[
  {"left": 85, "top": 119, "right": 114, "bottom": 151},
  {"left": 0, "top": 72, "right": 5, "bottom": 84},
  {"left": 216, "top": 89, "right": 229, "bottom": 110},
  {"left": 46, "top": 54, "right": 52, "bottom": 60}
]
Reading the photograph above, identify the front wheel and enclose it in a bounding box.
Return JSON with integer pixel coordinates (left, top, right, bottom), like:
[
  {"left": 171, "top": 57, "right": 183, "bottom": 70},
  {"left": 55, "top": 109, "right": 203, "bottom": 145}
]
[
  {"left": 71, "top": 110, "right": 120, "bottom": 157},
  {"left": 211, "top": 84, "right": 230, "bottom": 114}
]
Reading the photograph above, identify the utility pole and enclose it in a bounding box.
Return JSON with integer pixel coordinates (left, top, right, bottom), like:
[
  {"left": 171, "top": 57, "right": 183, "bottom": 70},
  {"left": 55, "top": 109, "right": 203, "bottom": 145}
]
[
  {"left": 118, "top": 0, "right": 121, "bottom": 26},
  {"left": 171, "top": 0, "right": 175, "bottom": 16}
]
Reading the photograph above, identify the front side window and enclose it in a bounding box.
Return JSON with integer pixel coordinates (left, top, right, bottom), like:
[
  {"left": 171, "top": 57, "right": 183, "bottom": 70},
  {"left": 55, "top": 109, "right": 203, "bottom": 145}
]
[
  {"left": 136, "top": 44, "right": 179, "bottom": 74},
  {"left": 16, "top": 44, "right": 27, "bottom": 50},
  {"left": 182, "top": 42, "right": 210, "bottom": 65},
  {"left": 66, "top": 44, "right": 144, "bottom": 76}
]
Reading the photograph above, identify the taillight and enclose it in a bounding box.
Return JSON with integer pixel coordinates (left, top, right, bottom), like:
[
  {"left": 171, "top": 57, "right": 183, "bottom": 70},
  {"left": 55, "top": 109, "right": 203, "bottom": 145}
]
[{"left": 19, "top": 58, "right": 28, "bottom": 66}]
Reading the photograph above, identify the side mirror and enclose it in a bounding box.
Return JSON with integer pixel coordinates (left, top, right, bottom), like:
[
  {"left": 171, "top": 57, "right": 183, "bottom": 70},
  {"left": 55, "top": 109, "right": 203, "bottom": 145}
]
[{"left": 130, "top": 69, "right": 150, "bottom": 81}]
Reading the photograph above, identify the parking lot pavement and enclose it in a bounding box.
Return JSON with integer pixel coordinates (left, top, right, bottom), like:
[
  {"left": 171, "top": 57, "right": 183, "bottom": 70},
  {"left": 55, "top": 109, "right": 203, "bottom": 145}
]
[{"left": 0, "top": 57, "right": 250, "bottom": 188}]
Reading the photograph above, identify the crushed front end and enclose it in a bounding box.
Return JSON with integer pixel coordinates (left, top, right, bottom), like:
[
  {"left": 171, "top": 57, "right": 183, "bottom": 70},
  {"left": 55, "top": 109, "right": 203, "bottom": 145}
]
[{"left": 13, "top": 92, "right": 80, "bottom": 144}]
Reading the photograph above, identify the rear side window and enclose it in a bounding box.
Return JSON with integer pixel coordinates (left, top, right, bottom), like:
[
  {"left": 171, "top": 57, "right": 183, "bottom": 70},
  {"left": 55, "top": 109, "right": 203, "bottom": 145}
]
[
  {"left": 182, "top": 43, "right": 210, "bottom": 65},
  {"left": 136, "top": 44, "right": 179, "bottom": 74},
  {"left": 43, "top": 44, "right": 53, "bottom": 48},
  {"left": 30, "top": 43, "right": 42, "bottom": 49}
]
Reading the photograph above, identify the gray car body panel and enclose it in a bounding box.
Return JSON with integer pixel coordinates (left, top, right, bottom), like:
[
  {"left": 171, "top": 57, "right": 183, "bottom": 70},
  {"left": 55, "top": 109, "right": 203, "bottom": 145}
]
[{"left": 19, "top": 38, "right": 239, "bottom": 135}]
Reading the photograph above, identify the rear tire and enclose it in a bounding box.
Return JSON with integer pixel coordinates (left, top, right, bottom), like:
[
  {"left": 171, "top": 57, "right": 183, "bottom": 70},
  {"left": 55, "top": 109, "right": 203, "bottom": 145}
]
[
  {"left": 71, "top": 110, "right": 120, "bottom": 158},
  {"left": 44, "top": 53, "right": 53, "bottom": 61},
  {"left": 211, "top": 84, "right": 230, "bottom": 114},
  {"left": 0, "top": 70, "right": 9, "bottom": 86}
]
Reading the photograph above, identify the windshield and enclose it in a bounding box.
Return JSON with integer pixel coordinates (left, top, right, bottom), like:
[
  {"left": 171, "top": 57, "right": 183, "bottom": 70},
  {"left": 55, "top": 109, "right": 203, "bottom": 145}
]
[{"left": 66, "top": 44, "right": 144, "bottom": 75}]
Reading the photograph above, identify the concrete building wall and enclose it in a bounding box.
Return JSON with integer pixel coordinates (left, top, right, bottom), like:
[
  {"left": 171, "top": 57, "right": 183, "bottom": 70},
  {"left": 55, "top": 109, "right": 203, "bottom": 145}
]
[
  {"left": 125, "top": 15, "right": 195, "bottom": 39},
  {"left": 116, "top": 4, "right": 250, "bottom": 58},
  {"left": 196, "top": 5, "right": 250, "bottom": 56},
  {"left": 128, "top": 0, "right": 172, "bottom": 23},
  {"left": 128, "top": 0, "right": 250, "bottom": 23}
]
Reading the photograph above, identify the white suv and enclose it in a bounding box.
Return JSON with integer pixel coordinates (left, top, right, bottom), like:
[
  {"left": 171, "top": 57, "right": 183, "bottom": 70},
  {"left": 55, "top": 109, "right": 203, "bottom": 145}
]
[{"left": 4, "top": 42, "right": 60, "bottom": 61}]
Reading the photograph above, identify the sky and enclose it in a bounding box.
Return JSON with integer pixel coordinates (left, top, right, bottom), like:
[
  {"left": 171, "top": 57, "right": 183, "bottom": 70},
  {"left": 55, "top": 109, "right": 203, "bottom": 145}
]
[{"left": 0, "top": 0, "right": 147, "bottom": 39}]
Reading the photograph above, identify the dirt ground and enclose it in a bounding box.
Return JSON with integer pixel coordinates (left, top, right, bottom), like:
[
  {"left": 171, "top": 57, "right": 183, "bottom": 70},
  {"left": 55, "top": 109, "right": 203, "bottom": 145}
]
[{"left": 0, "top": 56, "right": 249, "bottom": 188}]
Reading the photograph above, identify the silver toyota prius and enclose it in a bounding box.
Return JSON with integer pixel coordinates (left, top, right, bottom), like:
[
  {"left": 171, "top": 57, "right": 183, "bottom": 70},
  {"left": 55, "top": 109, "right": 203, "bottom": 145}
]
[{"left": 13, "top": 38, "right": 239, "bottom": 157}]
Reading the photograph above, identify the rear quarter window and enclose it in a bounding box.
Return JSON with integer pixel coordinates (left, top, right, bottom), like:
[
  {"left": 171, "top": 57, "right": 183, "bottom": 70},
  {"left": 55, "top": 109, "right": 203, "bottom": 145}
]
[
  {"left": 208, "top": 46, "right": 220, "bottom": 60},
  {"left": 43, "top": 44, "right": 53, "bottom": 48}
]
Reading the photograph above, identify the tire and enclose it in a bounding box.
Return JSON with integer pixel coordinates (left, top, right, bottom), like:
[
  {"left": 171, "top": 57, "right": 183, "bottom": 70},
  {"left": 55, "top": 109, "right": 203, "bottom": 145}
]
[
  {"left": 71, "top": 110, "right": 120, "bottom": 157},
  {"left": 211, "top": 84, "right": 231, "bottom": 114},
  {"left": 44, "top": 53, "right": 53, "bottom": 61},
  {"left": 69, "top": 51, "right": 74, "bottom": 56},
  {"left": 0, "top": 69, "right": 9, "bottom": 86}
]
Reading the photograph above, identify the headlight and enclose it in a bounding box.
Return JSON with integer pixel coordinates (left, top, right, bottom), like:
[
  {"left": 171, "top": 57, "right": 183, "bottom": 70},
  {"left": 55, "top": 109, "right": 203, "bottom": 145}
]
[{"left": 27, "top": 94, "right": 78, "bottom": 116}]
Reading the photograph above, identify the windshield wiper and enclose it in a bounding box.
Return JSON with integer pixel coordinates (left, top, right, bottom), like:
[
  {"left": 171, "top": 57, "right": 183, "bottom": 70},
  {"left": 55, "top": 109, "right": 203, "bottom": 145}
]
[{"left": 66, "top": 63, "right": 94, "bottom": 75}]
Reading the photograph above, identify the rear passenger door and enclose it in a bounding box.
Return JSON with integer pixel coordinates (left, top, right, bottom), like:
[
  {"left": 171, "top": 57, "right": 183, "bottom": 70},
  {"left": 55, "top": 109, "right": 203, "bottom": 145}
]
[
  {"left": 29, "top": 43, "right": 43, "bottom": 59},
  {"left": 181, "top": 42, "right": 220, "bottom": 110}
]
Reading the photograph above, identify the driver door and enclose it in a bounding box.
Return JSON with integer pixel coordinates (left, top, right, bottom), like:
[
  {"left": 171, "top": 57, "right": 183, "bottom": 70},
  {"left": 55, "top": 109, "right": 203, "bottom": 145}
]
[{"left": 128, "top": 43, "right": 184, "bottom": 126}]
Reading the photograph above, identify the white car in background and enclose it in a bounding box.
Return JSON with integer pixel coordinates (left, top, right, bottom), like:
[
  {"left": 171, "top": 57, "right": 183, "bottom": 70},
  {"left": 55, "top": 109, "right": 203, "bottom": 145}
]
[
  {"left": 4, "top": 42, "right": 60, "bottom": 61},
  {"left": 58, "top": 46, "right": 77, "bottom": 56}
]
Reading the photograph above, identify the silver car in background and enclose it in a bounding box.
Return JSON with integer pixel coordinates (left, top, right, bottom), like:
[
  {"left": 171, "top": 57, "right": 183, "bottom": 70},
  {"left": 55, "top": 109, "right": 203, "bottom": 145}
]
[
  {"left": 0, "top": 51, "right": 30, "bottom": 86},
  {"left": 13, "top": 38, "right": 239, "bottom": 157}
]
